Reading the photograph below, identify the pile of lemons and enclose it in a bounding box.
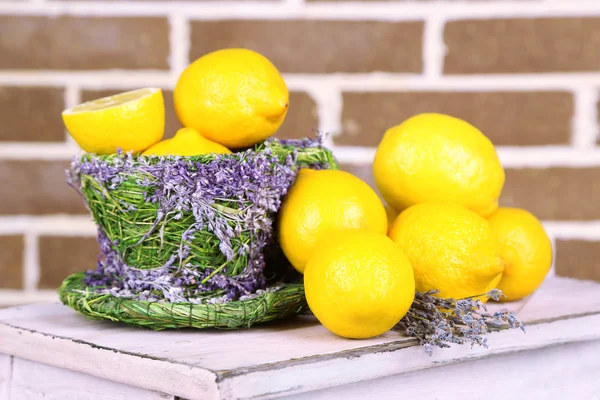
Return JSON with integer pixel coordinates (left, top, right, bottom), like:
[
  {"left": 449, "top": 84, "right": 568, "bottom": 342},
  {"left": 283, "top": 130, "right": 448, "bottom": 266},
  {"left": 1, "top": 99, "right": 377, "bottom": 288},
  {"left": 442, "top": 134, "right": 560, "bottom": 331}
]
[
  {"left": 61, "top": 48, "right": 552, "bottom": 341},
  {"left": 62, "top": 48, "right": 289, "bottom": 155},
  {"left": 278, "top": 113, "right": 552, "bottom": 340}
]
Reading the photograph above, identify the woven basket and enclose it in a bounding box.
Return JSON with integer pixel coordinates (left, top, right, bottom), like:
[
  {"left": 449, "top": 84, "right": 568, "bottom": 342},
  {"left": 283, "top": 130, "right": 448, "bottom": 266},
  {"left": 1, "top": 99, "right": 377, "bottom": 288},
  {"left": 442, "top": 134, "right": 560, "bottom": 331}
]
[{"left": 59, "top": 138, "right": 338, "bottom": 329}]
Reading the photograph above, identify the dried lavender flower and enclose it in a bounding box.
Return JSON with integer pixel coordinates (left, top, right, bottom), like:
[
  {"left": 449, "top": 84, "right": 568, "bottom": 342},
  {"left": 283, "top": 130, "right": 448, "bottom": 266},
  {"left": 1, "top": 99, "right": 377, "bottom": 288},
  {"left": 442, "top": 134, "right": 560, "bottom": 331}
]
[{"left": 397, "top": 289, "right": 525, "bottom": 355}]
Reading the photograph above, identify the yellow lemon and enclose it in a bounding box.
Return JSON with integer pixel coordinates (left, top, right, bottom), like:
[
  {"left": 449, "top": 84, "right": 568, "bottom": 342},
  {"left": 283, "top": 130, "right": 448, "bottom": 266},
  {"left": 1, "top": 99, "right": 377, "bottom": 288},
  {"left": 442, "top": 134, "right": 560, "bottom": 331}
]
[
  {"left": 62, "top": 88, "right": 165, "bottom": 155},
  {"left": 278, "top": 169, "right": 387, "bottom": 274},
  {"left": 384, "top": 203, "right": 398, "bottom": 234},
  {"left": 488, "top": 207, "right": 553, "bottom": 301},
  {"left": 174, "top": 48, "right": 289, "bottom": 149},
  {"left": 373, "top": 113, "right": 505, "bottom": 217},
  {"left": 388, "top": 203, "right": 504, "bottom": 300},
  {"left": 305, "top": 230, "right": 415, "bottom": 339},
  {"left": 142, "top": 127, "right": 232, "bottom": 156}
]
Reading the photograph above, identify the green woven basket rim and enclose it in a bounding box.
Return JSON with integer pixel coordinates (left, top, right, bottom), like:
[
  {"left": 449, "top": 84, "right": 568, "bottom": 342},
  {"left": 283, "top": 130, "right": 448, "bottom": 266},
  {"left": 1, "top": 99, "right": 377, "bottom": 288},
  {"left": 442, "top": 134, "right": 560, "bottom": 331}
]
[{"left": 59, "top": 272, "right": 307, "bottom": 330}]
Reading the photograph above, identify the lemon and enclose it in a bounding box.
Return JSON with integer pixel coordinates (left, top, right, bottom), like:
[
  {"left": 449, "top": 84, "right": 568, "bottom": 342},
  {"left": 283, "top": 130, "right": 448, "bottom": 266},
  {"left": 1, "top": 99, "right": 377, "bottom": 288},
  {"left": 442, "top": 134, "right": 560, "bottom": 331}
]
[
  {"left": 174, "top": 48, "right": 289, "bottom": 149},
  {"left": 488, "top": 207, "right": 553, "bottom": 301},
  {"left": 384, "top": 203, "right": 398, "bottom": 234},
  {"left": 142, "top": 127, "right": 232, "bottom": 156},
  {"left": 62, "top": 88, "right": 165, "bottom": 155},
  {"left": 305, "top": 230, "right": 415, "bottom": 339},
  {"left": 373, "top": 113, "right": 505, "bottom": 217},
  {"left": 278, "top": 169, "right": 387, "bottom": 274},
  {"left": 388, "top": 203, "right": 504, "bottom": 300}
]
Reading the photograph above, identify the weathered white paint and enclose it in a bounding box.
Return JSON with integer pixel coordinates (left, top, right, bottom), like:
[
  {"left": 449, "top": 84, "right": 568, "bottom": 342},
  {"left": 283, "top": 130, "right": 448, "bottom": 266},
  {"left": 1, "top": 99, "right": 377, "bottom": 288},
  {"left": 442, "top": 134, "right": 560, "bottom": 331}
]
[
  {"left": 0, "top": 354, "right": 11, "bottom": 399},
  {"left": 0, "top": 277, "right": 598, "bottom": 400},
  {"left": 282, "top": 340, "right": 600, "bottom": 400},
  {"left": 3, "top": 1, "right": 600, "bottom": 19},
  {"left": 218, "top": 313, "right": 600, "bottom": 399},
  {"left": 10, "top": 357, "right": 172, "bottom": 400}
]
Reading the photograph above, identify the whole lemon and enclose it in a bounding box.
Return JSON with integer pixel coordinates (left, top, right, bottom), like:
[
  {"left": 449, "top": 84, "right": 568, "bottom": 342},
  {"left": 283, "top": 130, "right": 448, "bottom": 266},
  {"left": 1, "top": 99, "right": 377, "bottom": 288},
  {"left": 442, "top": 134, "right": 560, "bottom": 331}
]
[
  {"left": 373, "top": 113, "right": 505, "bottom": 217},
  {"left": 388, "top": 203, "right": 504, "bottom": 300},
  {"left": 488, "top": 207, "right": 553, "bottom": 301},
  {"left": 305, "top": 230, "right": 415, "bottom": 339},
  {"left": 143, "top": 127, "right": 232, "bottom": 156},
  {"left": 384, "top": 203, "right": 398, "bottom": 234},
  {"left": 174, "top": 48, "right": 289, "bottom": 149},
  {"left": 278, "top": 169, "right": 387, "bottom": 273},
  {"left": 62, "top": 88, "right": 165, "bottom": 155}
]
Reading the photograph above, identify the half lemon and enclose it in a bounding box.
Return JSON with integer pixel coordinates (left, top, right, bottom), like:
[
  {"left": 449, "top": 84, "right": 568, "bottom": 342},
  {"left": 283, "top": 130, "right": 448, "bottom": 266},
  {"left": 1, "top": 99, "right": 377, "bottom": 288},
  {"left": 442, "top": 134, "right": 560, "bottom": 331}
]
[{"left": 62, "top": 88, "right": 165, "bottom": 155}]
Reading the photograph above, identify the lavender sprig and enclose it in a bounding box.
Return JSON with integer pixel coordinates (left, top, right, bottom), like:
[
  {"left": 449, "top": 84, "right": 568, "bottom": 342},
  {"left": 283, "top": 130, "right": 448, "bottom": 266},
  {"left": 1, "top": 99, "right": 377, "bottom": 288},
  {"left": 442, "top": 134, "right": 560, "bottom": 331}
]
[{"left": 397, "top": 289, "right": 525, "bottom": 355}]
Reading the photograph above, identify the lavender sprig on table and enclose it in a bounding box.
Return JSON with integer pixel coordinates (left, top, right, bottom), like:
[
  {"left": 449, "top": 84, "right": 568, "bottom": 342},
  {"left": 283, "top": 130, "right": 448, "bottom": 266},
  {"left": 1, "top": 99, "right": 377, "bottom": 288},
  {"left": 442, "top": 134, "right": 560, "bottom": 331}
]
[{"left": 397, "top": 289, "right": 525, "bottom": 355}]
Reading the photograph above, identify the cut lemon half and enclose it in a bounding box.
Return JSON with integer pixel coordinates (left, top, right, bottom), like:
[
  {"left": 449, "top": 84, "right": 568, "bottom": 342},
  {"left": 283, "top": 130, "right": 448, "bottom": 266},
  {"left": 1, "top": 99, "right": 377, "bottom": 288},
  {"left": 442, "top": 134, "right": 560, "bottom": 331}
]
[{"left": 62, "top": 88, "right": 165, "bottom": 155}]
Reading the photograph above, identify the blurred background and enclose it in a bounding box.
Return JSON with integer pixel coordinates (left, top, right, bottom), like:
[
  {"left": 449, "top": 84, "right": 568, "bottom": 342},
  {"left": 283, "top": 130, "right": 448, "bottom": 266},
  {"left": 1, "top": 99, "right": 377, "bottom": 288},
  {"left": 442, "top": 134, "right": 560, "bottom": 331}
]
[{"left": 0, "top": 0, "right": 598, "bottom": 307}]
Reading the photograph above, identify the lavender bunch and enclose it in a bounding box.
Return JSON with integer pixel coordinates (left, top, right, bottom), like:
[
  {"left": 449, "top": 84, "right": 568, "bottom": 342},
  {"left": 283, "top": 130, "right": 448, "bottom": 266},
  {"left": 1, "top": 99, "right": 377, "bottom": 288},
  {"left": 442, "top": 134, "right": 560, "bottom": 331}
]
[{"left": 397, "top": 289, "right": 525, "bottom": 355}]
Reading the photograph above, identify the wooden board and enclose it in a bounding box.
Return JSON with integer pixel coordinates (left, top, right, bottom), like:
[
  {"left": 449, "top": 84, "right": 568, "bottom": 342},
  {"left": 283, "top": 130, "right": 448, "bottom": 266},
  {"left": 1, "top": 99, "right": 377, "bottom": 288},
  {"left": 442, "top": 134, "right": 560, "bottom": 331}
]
[
  {"left": 0, "top": 354, "right": 11, "bottom": 399},
  {"left": 1, "top": 276, "right": 600, "bottom": 400},
  {"left": 284, "top": 340, "right": 600, "bottom": 400},
  {"left": 9, "top": 357, "right": 172, "bottom": 400}
]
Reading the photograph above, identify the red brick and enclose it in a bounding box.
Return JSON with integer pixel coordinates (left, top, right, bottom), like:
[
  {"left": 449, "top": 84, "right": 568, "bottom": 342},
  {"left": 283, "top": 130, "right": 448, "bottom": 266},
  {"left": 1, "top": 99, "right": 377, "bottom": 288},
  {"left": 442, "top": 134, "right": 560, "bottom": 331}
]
[
  {"left": 445, "top": 18, "right": 600, "bottom": 74},
  {"left": 338, "top": 91, "right": 573, "bottom": 147},
  {"left": 275, "top": 92, "right": 319, "bottom": 140},
  {"left": 0, "top": 235, "right": 24, "bottom": 289},
  {"left": 555, "top": 240, "right": 600, "bottom": 282},
  {"left": 0, "top": 86, "right": 66, "bottom": 142},
  {"left": 190, "top": 20, "right": 423, "bottom": 73},
  {"left": 0, "top": 16, "right": 169, "bottom": 70},
  {"left": 0, "top": 160, "right": 88, "bottom": 215},
  {"left": 39, "top": 236, "right": 99, "bottom": 289},
  {"left": 501, "top": 168, "right": 600, "bottom": 221}
]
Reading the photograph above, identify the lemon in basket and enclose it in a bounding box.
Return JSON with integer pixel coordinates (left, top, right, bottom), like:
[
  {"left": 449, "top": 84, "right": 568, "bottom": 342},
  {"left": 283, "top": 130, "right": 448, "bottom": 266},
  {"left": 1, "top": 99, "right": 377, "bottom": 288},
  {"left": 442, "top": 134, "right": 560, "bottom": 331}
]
[
  {"left": 62, "top": 88, "right": 165, "bottom": 155},
  {"left": 174, "top": 48, "right": 289, "bottom": 149},
  {"left": 143, "top": 127, "right": 232, "bottom": 156}
]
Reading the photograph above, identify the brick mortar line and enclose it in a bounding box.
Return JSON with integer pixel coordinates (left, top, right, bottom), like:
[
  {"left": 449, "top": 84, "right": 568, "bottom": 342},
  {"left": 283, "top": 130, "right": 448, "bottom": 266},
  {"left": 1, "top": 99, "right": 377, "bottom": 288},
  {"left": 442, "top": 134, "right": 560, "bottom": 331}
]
[
  {"left": 1, "top": 144, "right": 600, "bottom": 166},
  {"left": 0, "top": 144, "right": 80, "bottom": 160},
  {"left": 572, "top": 86, "right": 599, "bottom": 149},
  {"left": 303, "top": 86, "right": 343, "bottom": 141},
  {"left": 0, "top": 216, "right": 96, "bottom": 235},
  {"left": 2, "top": 72, "right": 600, "bottom": 90},
  {"left": 423, "top": 15, "right": 445, "bottom": 80},
  {"left": 544, "top": 221, "right": 600, "bottom": 241},
  {"left": 332, "top": 146, "right": 600, "bottom": 167},
  {"left": 168, "top": 13, "right": 190, "bottom": 77},
  {"left": 23, "top": 232, "right": 40, "bottom": 292},
  {"left": 4, "top": 1, "right": 600, "bottom": 19}
]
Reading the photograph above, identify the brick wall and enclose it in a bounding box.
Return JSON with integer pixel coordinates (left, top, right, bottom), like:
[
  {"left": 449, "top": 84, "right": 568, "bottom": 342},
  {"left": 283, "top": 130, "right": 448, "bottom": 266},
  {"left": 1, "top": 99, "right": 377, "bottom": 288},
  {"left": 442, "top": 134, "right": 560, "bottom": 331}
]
[{"left": 1, "top": 0, "right": 599, "bottom": 306}]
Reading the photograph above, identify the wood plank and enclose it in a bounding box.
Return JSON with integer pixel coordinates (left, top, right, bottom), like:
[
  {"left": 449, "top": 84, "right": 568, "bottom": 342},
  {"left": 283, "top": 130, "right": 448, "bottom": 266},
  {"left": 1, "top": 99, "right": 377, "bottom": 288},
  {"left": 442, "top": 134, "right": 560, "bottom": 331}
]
[
  {"left": 217, "top": 313, "right": 600, "bottom": 399},
  {"left": 10, "top": 357, "right": 173, "bottom": 400},
  {"left": 282, "top": 340, "right": 600, "bottom": 400},
  {"left": 517, "top": 277, "right": 600, "bottom": 322},
  {"left": 0, "top": 276, "right": 599, "bottom": 400},
  {"left": 0, "top": 305, "right": 413, "bottom": 371},
  {"left": 0, "top": 354, "right": 11, "bottom": 399},
  {"left": 0, "top": 325, "right": 219, "bottom": 400}
]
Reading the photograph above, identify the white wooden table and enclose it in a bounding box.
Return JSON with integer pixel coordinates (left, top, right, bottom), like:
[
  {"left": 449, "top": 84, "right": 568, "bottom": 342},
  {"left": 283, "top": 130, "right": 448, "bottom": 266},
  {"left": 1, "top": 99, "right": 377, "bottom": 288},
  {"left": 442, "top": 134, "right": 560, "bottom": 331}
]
[{"left": 1, "top": 276, "right": 600, "bottom": 400}]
